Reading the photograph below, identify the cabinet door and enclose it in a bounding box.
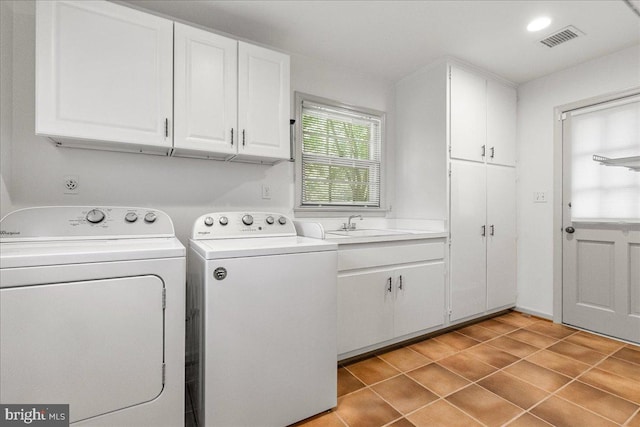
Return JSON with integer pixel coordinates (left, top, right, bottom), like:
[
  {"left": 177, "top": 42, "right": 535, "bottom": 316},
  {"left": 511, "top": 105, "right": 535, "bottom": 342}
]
[
  {"left": 237, "top": 42, "right": 290, "bottom": 161},
  {"left": 337, "top": 270, "right": 394, "bottom": 355},
  {"left": 394, "top": 263, "right": 445, "bottom": 337},
  {"left": 174, "top": 23, "right": 237, "bottom": 158},
  {"left": 487, "top": 81, "right": 516, "bottom": 166},
  {"left": 36, "top": 1, "right": 173, "bottom": 149},
  {"left": 486, "top": 166, "right": 517, "bottom": 310},
  {"left": 450, "top": 66, "right": 486, "bottom": 163},
  {"left": 450, "top": 161, "right": 487, "bottom": 321}
]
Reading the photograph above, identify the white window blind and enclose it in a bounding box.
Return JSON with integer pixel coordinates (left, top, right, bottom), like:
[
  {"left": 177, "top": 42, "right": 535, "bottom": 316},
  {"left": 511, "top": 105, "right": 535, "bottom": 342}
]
[{"left": 301, "top": 100, "right": 382, "bottom": 207}]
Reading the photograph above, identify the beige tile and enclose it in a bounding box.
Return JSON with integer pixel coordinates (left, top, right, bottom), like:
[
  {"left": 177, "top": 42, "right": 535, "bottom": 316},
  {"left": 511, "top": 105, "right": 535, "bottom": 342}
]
[
  {"left": 335, "top": 388, "right": 401, "bottom": 427},
  {"left": 371, "top": 375, "right": 438, "bottom": 414},
  {"left": 487, "top": 336, "right": 539, "bottom": 358},
  {"left": 456, "top": 324, "right": 501, "bottom": 342},
  {"left": 628, "top": 411, "right": 640, "bottom": 427},
  {"left": 464, "top": 343, "right": 520, "bottom": 368},
  {"left": 525, "top": 321, "right": 577, "bottom": 340},
  {"left": 338, "top": 367, "right": 365, "bottom": 397},
  {"left": 387, "top": 418, "right": 415, "bottom": 427},
  {"left": 446, "top": 384, "right": 523, "bottom": 427},
  {"left": 407, "top": 363, "right": 470, "bottom": 397},
  {"left": 578, "top": 368, "right": 640, "bottom": 404},
  {"left": 346, "top": 357, "right": 400, "bottom": 385},
  {"left": 437, "top": 352, "right": 497, "bottom": 381},
  {"left": 495, "top": 312, "right": 539, "bottom": 328},
  {"left": 598, "top": 356, "right": 640, "bottom": 382},
  {"left": 433, "top": 331, "right": 480, "bottom": 350},
  {"left": 504, "top": 360, "right": 571, "bottom": 392},
  {"left": 507, "top": 329, "right": 558, "bottom": 348},
  {"left": 505, "top": 413, "right": 552, "bottom": 426},
  {"left": 378, "top": 347, "right": 430, "bottom": 372},
  {"left": 526, "top": 349, "right": 590, "bottom": 377},
  {"left": 612, "top": 346, "right": 640, "bottom": 365},
  {"left": 294, "top": 410, "right": 346, "bottom": 427},
  {"left": 409, "top": 339, "right": 457, "bottom": 361},
  {"left": 477, "top": 318, "right": 519, "bottom": 334},
  {"left": 547, "top": 341, "right": 606, "bottom": 365},
  {"left": 478, "top": 371, "right": 549, "bottom": 410},
  {"left": 530, "top": 396, "right": 618, "bottom": 427},
  {"left": 556, "top": 381, "right": 639, "bottom": 424},
  {"left": 564, "top": 331, "right": 626, "bottom": 354},
  {"left": 407, "top": 400, "right": 482, "bottom": 427}
]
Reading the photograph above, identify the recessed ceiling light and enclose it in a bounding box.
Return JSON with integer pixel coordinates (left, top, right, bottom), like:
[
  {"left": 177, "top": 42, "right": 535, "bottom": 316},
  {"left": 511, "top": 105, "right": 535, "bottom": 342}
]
[{"left": 527, "top": 17, "right": 552, "bottom": 32}]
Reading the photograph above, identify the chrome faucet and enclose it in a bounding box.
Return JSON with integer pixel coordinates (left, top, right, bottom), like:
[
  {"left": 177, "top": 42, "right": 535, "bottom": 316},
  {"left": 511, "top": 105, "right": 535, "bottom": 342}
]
[{"left": 342, "top": 215, "right": 363, "bottom": 231}]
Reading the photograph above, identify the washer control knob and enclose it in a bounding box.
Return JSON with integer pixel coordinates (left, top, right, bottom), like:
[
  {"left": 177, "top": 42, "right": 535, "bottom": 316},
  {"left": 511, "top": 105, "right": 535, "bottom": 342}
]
[
  {"left": 265, "top": 216, "right": 275, "bottom": 225},
  {"left": 278, "top": 216, "right": 287, "bottom": 225},
  {"left": 86, "top": 209, "right": 105, "bottom": 224},
  {"left": 144, "top": 212, "right": 157, "bottom": 223},
  {"left": 219, "top": 216, "right": 229, "bottom": 226},
  {"left": 242, "top": 214, "right": 254, "bottom": 226},
  {"left": 125, "top": 212, "right": 138, "bottom": 223},
  {"left": 204, "top": 216, "right": 214, "bottom": 227}
]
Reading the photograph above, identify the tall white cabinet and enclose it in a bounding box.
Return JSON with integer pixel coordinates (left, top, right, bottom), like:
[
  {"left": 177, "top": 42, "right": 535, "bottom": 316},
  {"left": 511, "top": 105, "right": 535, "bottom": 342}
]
[{"left": 395, "top": 60, "right": 517, "bottom": 326}]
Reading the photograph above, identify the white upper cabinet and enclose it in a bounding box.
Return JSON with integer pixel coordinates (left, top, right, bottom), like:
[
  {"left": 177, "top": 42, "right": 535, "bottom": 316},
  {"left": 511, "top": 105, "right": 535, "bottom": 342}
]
[
  {"left": 36, "top": 1, "right": 173, "bottom": 154},
  {"left": 450, "top": 66, "right": 487, "bottom": 163},
  {"left": 487, "top": 80, "right": 517, "bottom": 166},
  {"left": 173, "top": 23, "right": 237, "bottom": 159},
  {"left": 237, "top": 42, "right": 291, "bottom": 162}
]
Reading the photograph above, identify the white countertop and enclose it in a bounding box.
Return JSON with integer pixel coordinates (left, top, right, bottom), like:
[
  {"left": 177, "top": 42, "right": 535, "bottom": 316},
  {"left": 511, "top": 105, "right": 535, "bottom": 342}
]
[{"left": 293, "top": 221, "right": 447, "bottom": 245}]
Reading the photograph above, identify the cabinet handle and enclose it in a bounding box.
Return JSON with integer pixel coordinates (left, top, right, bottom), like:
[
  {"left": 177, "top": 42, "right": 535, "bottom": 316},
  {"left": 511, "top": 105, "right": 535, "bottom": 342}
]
[
  {"left": 481, "top": 145, "right": 486, "bottom": 157},
  {"left": 399, "top": 275, "right": 403, "bottom": 290},
  {"left": 481, "top": 225, "right": 486, "bottom": 236},
  {"left": 165, "top": 118, "right": 169, "bottom": 138},
  {"left": 387, "top": 277, "right": 392, "bottom": 293},
  {"left": 490, "top": 146, "right": 495, "bottom": 158},
  {"left": 490, "top": 224, "right": 495, "bottom": 236},
  {"left": 231, "top": 128, "right": 234, "bottom": 146},
  {"left": 242, "top": 129, "right": 246, "bottom": 146}
]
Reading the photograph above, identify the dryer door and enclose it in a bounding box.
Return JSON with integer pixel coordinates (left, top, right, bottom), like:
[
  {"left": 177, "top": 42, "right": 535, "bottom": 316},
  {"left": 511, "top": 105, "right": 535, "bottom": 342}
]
[{"left": 0, "top": 276, "right": 164, "bottom": 423}]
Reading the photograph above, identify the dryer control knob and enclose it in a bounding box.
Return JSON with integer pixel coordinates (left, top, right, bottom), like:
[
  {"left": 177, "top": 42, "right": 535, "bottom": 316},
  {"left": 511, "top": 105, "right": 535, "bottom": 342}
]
[
  {"left": 204, "top": 216, "right": 214, "bottom": 227},
  {"left": 86, "top": 209, "right": 105, "bottom": 224},
  {"left": 219, "top": 216, "right": 229, "bottom": 226},
  {"left": 242, "top": 214, "right": 254, "bottom": 226},
  {"left": 278, "top": 216, "right": 287, "bottom": 225},
  {"left": 265, "top": 216, "right": 275, "bottom": 225},
  {"left": 144, "top": 212, "right": 157, "bottom": 223},
  {"left": 125, "top": 212, "right": 138, "bottom": 223}
]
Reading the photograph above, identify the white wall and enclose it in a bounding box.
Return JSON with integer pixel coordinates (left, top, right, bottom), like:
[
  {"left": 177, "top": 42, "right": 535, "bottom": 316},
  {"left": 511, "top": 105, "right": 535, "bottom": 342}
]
[
  {"left": 0, "top": 1, "right": 394, "bottom": 245},
  {"left": 516, "top": 44, "right": 640, "bottom": 317},
  {"left": 0, "top": 1, "right": 14, "bottom": 218}
]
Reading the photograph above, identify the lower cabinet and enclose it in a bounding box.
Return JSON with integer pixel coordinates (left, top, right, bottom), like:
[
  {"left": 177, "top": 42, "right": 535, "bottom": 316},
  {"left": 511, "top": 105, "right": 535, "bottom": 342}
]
[{"left": 337, "top": 241, "right": 446, "bottom": 357}]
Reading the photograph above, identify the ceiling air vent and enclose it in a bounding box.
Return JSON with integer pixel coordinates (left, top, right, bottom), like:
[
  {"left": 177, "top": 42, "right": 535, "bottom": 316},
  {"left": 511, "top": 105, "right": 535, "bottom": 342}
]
[{"left": 539, "top": 26, "right": 584, "bottom": 48}]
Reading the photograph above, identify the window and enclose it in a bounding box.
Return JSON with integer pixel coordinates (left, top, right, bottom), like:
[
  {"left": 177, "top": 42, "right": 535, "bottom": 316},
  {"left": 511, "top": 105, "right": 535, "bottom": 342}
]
[{"left": 295, "top": 93, "right": 385, "bottom": 212}]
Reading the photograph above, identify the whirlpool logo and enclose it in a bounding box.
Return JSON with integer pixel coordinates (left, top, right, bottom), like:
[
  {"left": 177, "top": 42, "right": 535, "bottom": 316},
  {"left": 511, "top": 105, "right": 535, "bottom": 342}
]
[
  {"left": 0, "top": 405, "right": 68, "bottom": 426},
  {"left": 0, "top": 230, "right": 20, "bottom": 236}
]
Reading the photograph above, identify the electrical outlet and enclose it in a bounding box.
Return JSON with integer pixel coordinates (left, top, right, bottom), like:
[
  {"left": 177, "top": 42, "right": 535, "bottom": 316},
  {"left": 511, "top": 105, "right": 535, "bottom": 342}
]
[
  {"left": 64, "top": 175, "right": 79, "bottom": 194},
  {"left": 262, "top": 184, "right": 272, "bottom": 200},
  {"left": 533, "top": 191, "right": 547, "bottom": 203}
]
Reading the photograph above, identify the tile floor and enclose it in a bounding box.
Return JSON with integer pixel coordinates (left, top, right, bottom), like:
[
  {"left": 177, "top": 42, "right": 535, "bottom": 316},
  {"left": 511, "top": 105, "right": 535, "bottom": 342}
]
[{"left": 296, "top": 311, "right": 640, "bottom": 427}]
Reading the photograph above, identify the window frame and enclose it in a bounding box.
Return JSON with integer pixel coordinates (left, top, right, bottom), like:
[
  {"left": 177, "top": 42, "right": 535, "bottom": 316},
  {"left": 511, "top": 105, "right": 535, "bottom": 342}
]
[{"left": 294, "top": 92, "right": 387, "bottom": 216}]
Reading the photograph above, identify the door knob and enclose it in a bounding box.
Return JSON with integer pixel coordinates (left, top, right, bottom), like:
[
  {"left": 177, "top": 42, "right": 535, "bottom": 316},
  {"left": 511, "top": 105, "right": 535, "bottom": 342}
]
[{"left": 565, "top": 226, "right": 575, "bottom": 234}]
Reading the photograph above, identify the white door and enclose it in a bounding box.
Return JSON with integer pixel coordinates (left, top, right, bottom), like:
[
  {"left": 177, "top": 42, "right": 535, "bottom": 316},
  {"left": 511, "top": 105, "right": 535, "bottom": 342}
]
[
  {"left": 338, "top": 270, "right": 395, "bottom": 354},
  {"left": 36, "top": 1, "right": 173, "bottom": 149},
  {"left": 562, "top": 95, "right": 640, "bottom": 343},
  {"left": 394, "top": 263, "right": 445, "bottom": 337},
  {"left": 0, "top": 276, "right": 164, "bottom": 423},
  {"left": 486, "top": 166, "right": 517, "bottom": 310},
  {"left": 486, "top": 80, "right": 517, "bottom": 167},
  {"left": 450, "top": 161, "right": 487, "bottom": 321},
  {"left": 450, "top": 66, "right": 487, "bottom": 163},
  {"left": 174, "top": 23, "right": 238, "bottom": 158},
  {"left": 237, "top": 42, "right": 290, "bottom": 161}
]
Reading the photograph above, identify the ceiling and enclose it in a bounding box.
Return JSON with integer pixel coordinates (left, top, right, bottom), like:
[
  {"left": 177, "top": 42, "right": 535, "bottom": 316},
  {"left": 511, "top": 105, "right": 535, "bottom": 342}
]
[{"left": 122, "top": 0, "right": 640, "bottom": 84}]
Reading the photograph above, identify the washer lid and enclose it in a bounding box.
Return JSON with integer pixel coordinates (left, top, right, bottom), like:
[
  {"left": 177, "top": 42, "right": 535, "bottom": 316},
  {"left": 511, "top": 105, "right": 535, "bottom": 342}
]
[{"left": 190, "top": 236, "right": 337, "bottom": 259}]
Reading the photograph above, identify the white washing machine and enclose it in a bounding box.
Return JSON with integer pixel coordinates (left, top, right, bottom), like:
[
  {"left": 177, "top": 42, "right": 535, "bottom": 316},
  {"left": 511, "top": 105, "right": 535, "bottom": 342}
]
[
  {"left": 0, "top": 206, "right": 185, "bottom": 426},
  {"left": 188, "top": 212, "right": 337, "bottom": 427}
]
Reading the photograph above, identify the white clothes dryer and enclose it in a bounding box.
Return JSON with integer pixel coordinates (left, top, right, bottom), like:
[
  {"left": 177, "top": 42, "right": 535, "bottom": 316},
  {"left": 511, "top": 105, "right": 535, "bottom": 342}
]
[
  {"left": 0, "top": 206, "right": 185, "bottom": 426},
  {"left": 188, "top": 212, "right": 337, "bottom": 427}
]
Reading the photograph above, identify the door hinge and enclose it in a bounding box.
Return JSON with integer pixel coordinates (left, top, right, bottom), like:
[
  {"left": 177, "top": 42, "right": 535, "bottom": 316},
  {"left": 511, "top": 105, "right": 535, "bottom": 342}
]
[
  {"left": 162, "top": 288, "right": 166, "bottom": 310},
  {"left": 165, "top": 118, "right": 169, "bottom": 137},
  {"left": 162, "top": 363, "right": 166, "bottom": 385},
  {"left": 558, "top": 112, "right": 567, "bottom": 121}
]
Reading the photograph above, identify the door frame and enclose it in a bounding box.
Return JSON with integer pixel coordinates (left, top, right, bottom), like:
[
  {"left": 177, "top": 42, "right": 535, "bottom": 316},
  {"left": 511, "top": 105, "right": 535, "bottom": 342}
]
[{"left": 552, "top": 86, "right": 640, "bottom": 324}]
